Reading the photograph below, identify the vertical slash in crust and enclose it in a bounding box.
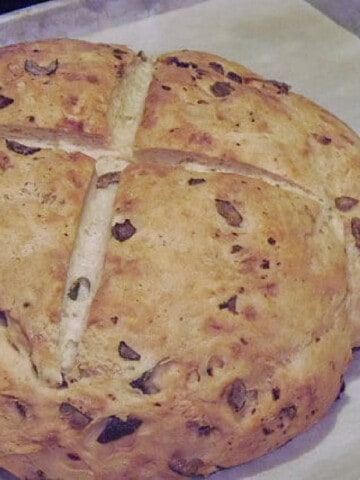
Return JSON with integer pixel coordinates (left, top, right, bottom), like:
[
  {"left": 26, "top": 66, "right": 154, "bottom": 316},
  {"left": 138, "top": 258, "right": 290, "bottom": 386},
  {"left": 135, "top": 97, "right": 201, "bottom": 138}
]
[
  {"left": 58, "top": 54, "right": 154, "bottom": 376},
  {"left": 108, "top": 56, "right": 154, "bottom": 152},
  {"left": 59, "top": 170, "right": 122, "bottom": 375}
]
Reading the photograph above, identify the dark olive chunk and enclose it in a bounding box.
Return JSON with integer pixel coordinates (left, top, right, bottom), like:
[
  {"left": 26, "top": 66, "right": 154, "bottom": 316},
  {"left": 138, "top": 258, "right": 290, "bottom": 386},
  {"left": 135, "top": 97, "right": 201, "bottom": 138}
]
[
  {"left": 262, "top": 426, "right": 274, "bottom": 435},
  {"left": 260, "top": 259, "right": 270, "bottom": 269},
  {"left": 351, "top": 217, "right": 360, "bottom": 248},
  {"left": 272, "top": 387, "right": 281, "bottom": 401},
  {"left": 67, "top": 453, "right": 81, "bottom": 461},
  {"left": 0, "top": 310, "right": 8, "bottom": 327},
  {"left": 67, "top": 277, "right": 91, "bottom": 301},
  {"left": 96, "top": 171, "right": 121, "bottom": 189},
  {"left": 118, "top": 341, "right": 141, "bottom": 361},
  {"left": 198, "top": 425, "right": 215, "bottom": 436},
  {"left": 335, "top": 196, "right": 359, "bottom": 212},
  {"left": 137, "top": 50, "right": 147, "bottom": 62},
  {"left": 15, "top": 400, "right": 27, "bottom": 417},
  {"left": 215, "top": 199, "right": 243, "bottom": 227},
  {"left": 226, "top": 71, "right": 243, "bottom": 84},
  {"left": 112, "top": 219, "right": 136, "bottom": 242},
  {"left": 210, "top": 81, "right": 234, "bottom": 97},
  {"left": 218, "top": 295, "right": 238, "bottom": 314},
  {"left": 34, "top": 470, "right": 55, "bottom": 480},
  {"left": 188, "top": 177, "right": 206, "bottom": 185},
  {"left": 130, "top": 368, "right": 159, "bottom": 394},
  {"left": 312, "top": 133, "right": 332, "bottom": 145},
  {"left": 279, "top": 404, "right": 297, "bottom": 420},
  {"left": 5, "top": 139, "right": 41, "bottom": 156},
  {"left": 186, "top": 420, "right": 216, "bottom": 437},
  {"left": 24, "top": 59, "right": 58, "bottom": 76},
  {"left": 0, "top": 95, "right": 14, "bottom": 109},
  {"left": 227, "top": 378, "right": 246, "bottom": 412},
  {"left": 168, "top": 457, "right": 204, "bottom": 477},
  {"left": 164, "top": 56, "right": 198, "bottom": 69},
  {"left": 96, "top": 415, "right": 142, "bottom": 444},
  {"left": 59, "top": 402, "right": 92, "bottom": 430},
  {"left": 265, "top": 79, "right": 290, "bottom": 94},
  {"left": 209, "top": 62, "right": 224, "bottom": 75}
]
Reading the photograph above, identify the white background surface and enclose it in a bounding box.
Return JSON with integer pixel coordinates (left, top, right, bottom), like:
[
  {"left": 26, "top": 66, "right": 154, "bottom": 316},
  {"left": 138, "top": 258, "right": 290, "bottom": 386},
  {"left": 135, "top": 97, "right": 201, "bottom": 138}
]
[
  {"left": 83, "top": 0, "right": 360, "bottom": 134},
  {"left": 82, "top": 2, "right": 360, "bottom": 479},
  {"left": 0, "top": 1, "right": 359, "bottom": 479}
]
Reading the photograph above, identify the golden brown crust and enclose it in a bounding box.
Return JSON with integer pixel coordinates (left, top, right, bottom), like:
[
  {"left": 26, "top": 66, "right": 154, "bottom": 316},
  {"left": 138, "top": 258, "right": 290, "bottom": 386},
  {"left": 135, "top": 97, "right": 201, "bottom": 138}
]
[
  {"left": 135, "top": 49, "right": 360, "bottom": 345},
  {"left": 64, "top": 161, "right": 350, "bottom": 478},
  {"left": 0, "top": 40, "right": 358, "bottom": 480},
  {"left": 136, "top": 50, "right": 360, "bottom": 201},
  {"left": 0, "top": 39, "right": 137, "bottom": 146},
  {"left": 0, "top": 140, "right": 95, "bottom": 384}
]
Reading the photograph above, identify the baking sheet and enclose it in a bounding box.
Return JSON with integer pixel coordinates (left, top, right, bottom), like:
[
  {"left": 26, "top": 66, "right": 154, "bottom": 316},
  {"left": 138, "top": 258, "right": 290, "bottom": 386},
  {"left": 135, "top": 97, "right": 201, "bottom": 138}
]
[
  {"left": 0, "top": 0, "right": 359, "bottom": 479},
  {"left": 83, "top": 2, "right": 360, "bottom": 479},
  {"left": 306, "top": 0, "right": 360, "bottom": 37}
]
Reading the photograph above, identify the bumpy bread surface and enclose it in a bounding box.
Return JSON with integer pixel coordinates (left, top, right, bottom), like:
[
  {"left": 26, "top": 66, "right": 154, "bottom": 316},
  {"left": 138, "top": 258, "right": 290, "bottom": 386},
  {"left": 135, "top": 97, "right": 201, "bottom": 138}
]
[
  {"left": 0, "top": 39, "right": 358, "bottom": 480},
  {"left": 0, "top": 142, "right": 95, "bottom": 384},
  {"left": 0, "top": 39, "right": 137, "bottom": 146}
]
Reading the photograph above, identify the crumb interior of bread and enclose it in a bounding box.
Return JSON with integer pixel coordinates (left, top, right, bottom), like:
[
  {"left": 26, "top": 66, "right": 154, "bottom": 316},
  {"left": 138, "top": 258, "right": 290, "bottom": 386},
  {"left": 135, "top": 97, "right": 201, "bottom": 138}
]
[{"left": 108, "top": 58, "right": 154, "bottom": 150}]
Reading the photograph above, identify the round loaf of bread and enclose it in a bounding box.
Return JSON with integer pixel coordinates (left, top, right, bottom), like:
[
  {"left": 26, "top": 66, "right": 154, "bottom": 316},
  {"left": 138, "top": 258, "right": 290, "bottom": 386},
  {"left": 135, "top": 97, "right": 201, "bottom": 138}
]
[{"left": 0, "top": 39, "right": 358, "bottom": 480}]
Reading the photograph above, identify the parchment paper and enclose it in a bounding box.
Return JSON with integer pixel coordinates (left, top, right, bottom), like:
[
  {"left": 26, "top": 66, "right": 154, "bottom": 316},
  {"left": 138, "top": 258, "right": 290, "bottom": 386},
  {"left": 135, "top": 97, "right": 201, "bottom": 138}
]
[
  {"left": 83, "top": 0, "right": 360, "bottom": 133},
  {"left": 81, "top": 1, "right": 360, "bottom": 479},
  {"left": 0, "top": 1, "right": 357, "bottom": 479}
]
